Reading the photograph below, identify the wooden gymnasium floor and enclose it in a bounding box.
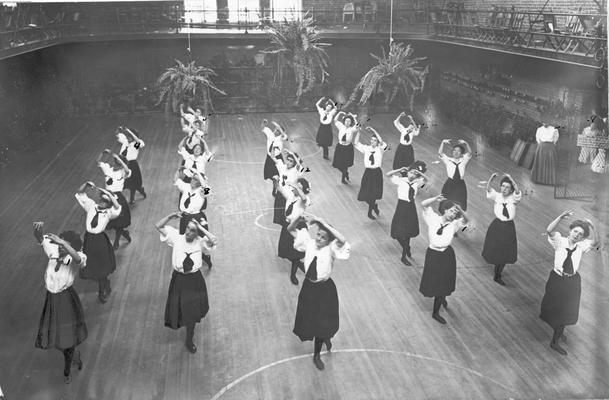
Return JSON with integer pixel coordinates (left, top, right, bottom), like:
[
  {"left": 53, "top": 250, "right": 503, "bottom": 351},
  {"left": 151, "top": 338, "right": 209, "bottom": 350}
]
[{"left": 0, "top": 111, "right": 608, "bottom": 400}]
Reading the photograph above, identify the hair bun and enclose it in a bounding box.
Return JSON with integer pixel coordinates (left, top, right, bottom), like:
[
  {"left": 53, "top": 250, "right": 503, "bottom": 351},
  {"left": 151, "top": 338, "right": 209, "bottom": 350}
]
[{"left": 408, "top": 160, "right": 427, "bottom": 174}]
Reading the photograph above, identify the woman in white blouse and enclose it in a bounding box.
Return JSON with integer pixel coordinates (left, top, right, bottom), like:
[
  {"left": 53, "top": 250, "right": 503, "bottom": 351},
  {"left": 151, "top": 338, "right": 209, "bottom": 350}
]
[
  {"left": 531, "top": 123, "right": 559, "bottom": 185},
  {"left": 419, "top": 195, "right": 468, "bottom": 324},
  {"left": 315, "top": 97, "right": 337, "bottom": 160},
  {"left": 438, "top": 138, "right": 472, "bottom": 211},
  {"left": 174, "top": 167, "right": 211, "bottom": 237},
  {"left": 541, "top": 211, "right": 598, "bottom": 355},
  {"left": 332, "top": 111, "right": 359, "bottom": 184},
  {"left": 355, "top": 126, "right": 388, "bottom": 220},
  {"left": 116, "top": 126, "right": 147, "bottom": 205},
  {"left": 261, "top": 119, "right": 288, "bottom": 183},
  {"left": 386, "top": 161, "right": 428, "bottom": 266},
  {"left": 481, "top": 173, "right": 522, "bottom": 285},
  {"left": 277, "top": 178, "right": 311, "bottom": 285},
  {"left": 392, "top": 112, "right": 421, "bottom": 170},
  {"left": 178, "top": 142, "right": 213, "bottom": 183},
  {"left": 288, "top": 214, "right": 350, "bottom": 371},
  {"left": 272, "top": 150, "right": 307, "bottom": 226},
  {"left": 156, "top": 212, "right": 218, "bottom": 354},
  {"left": 75, "top": 182, "right": 121, "bottom": 303},
  {"left": 97, "top": 149, "right": 132, "bottom": 250},
  {"left": 33, "top": 222, "right": 87, "bottom": 384}
]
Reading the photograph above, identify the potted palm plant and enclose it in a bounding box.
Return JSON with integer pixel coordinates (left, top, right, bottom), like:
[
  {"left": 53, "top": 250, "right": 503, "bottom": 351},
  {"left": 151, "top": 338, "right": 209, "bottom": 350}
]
[
  {"left": 156, "top": 59, "right": 226, "bottom": 114},
  {"left": 263, "top": 12, "right": 331, "bottom": 104},
  {"left": 347, "top": 42, "right": 429, "bottom": 114}
]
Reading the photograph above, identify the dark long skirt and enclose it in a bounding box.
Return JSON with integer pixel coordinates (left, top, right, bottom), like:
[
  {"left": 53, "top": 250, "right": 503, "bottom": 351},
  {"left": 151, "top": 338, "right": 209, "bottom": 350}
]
[
  {"left": 441, "top": 177, "right": 467, "bottom": 211},
  {"left": 80, "top": 231, "right": 116, "bottom": 280},
  {"left": 293, "top": 278, "right": 339, "bottom": 341},
  {"left": 390, "top": 199, "right": 419, "bottom": 240},
  {"left": 357, "top": 167, "right": 383, "bottom": 202},
  {"left": 106, "top": 191, "right": 131, "bottom": 229},
  {"left": 316, "top": 123, "right": 333, "bottom": 147},
  {"left": 273, "top": 193, "right": 286, "bottom": 226},
  {"left": 124, "top": 160, "right": 143, "bottom": 190},
  {"left": 540, "top": 270, "right": 581, "bottom": 329},
  {"left": 531, "top": 142, "right": 557, "bottom": 185},
  {"left": 165, "top": 270, "right": 209, "bottom": 329},
  {"left": 332, "top": 143, "right": 354, "bottom": 170},
  {"left": 35, "top": 287, "right": 88, "bottom": 350},
  {"left": 278, "top": 225, "right": 305, "bottom": 260},
  {"left": 482, "top": 219, "right": 517, "bottom": 264},
  {"left": 263, "top": 154, "right": 279, "bottom": 181},
  {"left": 419, "top": 246, "right": 456, "bottom": 297},
  {"left": 393, "top": 143, "right": 414, "bottom": 170}
]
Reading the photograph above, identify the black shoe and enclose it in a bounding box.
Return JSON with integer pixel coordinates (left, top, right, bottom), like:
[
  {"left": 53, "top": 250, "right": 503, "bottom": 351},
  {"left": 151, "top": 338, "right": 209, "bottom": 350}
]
[
  {"left": 313, "top": 354, "right": 325, "bottom": 370},
  {"left": 550, "top": 341, "right": 567, "bottom": 356},
  {"left": 373, "top": 204, "right": 380, "bottom": 216},
  {"left": 185, "top": 341, "right": 197, "bottom": 354},
  {"left": 112, "top": 242, "right": 120, "bottom": 250},
  {"left": 202, "top": 254, "right": 212, "bottom": 269},
  {"left": 290, "top": 274, "right": 299, "bottom": 285},
  {"left": 124, "top": 231, "right": 132, "bottom": 243},
  {"left": 345, "top": 172, "right": 350, "bottom": 182},
  {"left": 400, "top": 257, "right": 411, "bottom": 266},
  {"left": 494, "top": 276, "right": 506, "bottom": 286},
  {"left": 324, "top": 339, "right": 332, "bottom": 352},
  {"left": 141, "top": 188, "right": 147, "bottom": 199},
  {"left": 72, "top": 350, "right": 83, "bottom": 371},
  {"left": 341, "top": 176, "right": 348, "bottom": 184},
  {"left": 367, "top": 211, "right": 376, "bottom": 220},
  {"left": 432, "top": 313, "right": 447, "bottom": 324},
  {"left": 129, "top": 200, "right": 136, "bottom": 206},
  {"left": 98, "top": 293, "right": 108, "bottom": 304}
]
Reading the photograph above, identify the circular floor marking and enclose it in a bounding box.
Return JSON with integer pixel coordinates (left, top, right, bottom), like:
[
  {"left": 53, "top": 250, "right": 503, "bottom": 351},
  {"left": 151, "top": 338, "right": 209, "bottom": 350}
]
[{"left": 254, "top": 209, "right": 281, "bottom": 232}]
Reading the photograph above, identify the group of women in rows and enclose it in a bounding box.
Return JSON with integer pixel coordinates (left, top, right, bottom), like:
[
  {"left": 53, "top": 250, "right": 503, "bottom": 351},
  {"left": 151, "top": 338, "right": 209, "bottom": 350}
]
[
  {"left": 309, "top": 96, "right": 600, "bottom": 357},
  {"left": 33, "top": 125, "right": 147, "bottom": 383}
]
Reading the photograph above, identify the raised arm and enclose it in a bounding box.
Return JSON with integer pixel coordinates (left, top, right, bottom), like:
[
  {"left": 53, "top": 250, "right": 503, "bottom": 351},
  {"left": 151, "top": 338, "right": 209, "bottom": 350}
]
[
  {"left": 584, "top": 219, "right": 600, "bottom": 248},
  {"left": 486, "top": 172, "right": 498, "bottom": 192},
  {"left": 191, "top": 218, "right": 219, "bottom": 247},
  {"left": 353, "top": 129, "right": 361, "bottom": 147},
  {"left": 546, "top": 210, "right": 573, "bottom": 236},
  {"left": 504, "top": 173, "right": 520, "bottom": 195},
  {"left": 421, "top": 194, "right": 444, "bottom": 208},
  {"left": 287, "top": 182, "right": 307, "bottom": 202},
  {"left": 438, "top": 139, "right": 451, "bottom": 156},
  {"left": 96, "top": 149, "right": 111, "bottom": 164},
  {"left": 112, "top": 153, "right": 131, "bottom": 175},
  {"left": 96, "top": 186, "right": 120, "bottom": 209},
  {"left": 454, "top": 203, "right": 469, "bottom": 225},
  {"left": 33, "top": 221, "right": 45, "bottom": 244},
  {"left": 313, "top": 216, "right": 347, "bottom": 247},
  {"left": 155, "top": 212, "right": 182, "bottom": 234},
  {"left": 76, "top": 181, "right": 94, "bottom": 194},
  {"left": 124, "top": 127, "right": 144, "bottom": 146},
  {"left": 386, "top": 167, "right": 408, "bottom": 177},
  {"left": 393, "top": 111, "right": 406, "bottom": 131},
  {"left": 458, "top": 139, "right": 472, "bottom": 155},
  {"left": 46, "top": 233, "right": 82, "bottom": 265},
  {"left": 367, "top": 126, "right": 385, "bottom": 147},
  {"left": 409, "top": 115, "right": 421, "bottom": 136},
  {"left": 315, "top": 97, "right": 325, "bottom": 110}
]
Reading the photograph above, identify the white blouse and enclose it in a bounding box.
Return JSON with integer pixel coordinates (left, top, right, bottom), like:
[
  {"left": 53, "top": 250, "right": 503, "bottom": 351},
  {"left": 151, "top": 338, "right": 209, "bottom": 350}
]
[
  {"left": 391, "top": 176, "right": 423, "bottom": 202},
  {"left": 293, "top": 228, "right": 351, "bottom": 282},
  {"left": 75, "top": 193, "right": 121, "bottom": 234},
  {"left": 179, "top": 149, "right": 212, "bottom": 177},
  {"left": 335, "top": 122, "right": 358, "bottom": 145},
  {"left": 440, "top": 153, "right": 471, "bottom": 180},
  {"left": 395, "top": 121, "right": 419, "bottom": 145},
  {"left": 160, "top": 226, "right": 215, "bottom": 273},
  {"left": 119, "top": 140, "right": 145, "bottom": 161},
  {"left": 548, "top": 233, "right": 593, "bottom": 276},
  {"left": 175, "top": 179, "right": 206, "bottom": 214},
  {"left": 317, "top": 107, "right": 337, "bottom": 125},
  {"left": 486, "top": 189, "right": 522, "bottom": 221},
  {"left": 536, "top": 125, "right": 559, "bottom": 144},
  {"left": 99, "top": 162, "right": 130, "bottom": 192},
  {"left": 279, "top": 186, "right": 311, "bottom": 223},
  {"left": 355, "top": 142, "right": 388, "bottom": 169},
  {"left": 41, "top": 236, "right": 87, "bottom": 293},
  {"left": 263, "top": 126, "right": 284, "bottom": 157},
  {"left": 275, "top": 160, "right": 302, "bottom": 186},
  {"left": 422, "top": 206, "right": 466, "bottom": 251}
]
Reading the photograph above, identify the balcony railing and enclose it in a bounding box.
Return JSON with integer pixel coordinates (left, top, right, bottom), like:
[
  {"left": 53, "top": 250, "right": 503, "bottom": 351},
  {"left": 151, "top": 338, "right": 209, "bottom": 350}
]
[{"left": 0, "top": 2, "right": 605, "bottom": 66}]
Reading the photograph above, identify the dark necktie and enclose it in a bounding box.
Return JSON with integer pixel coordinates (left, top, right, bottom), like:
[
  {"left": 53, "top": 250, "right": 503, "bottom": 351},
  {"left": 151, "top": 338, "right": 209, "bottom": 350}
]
[
  {"left": 369, "top": 151, "right": 375, "bottom": 166},
  {"left": 268, "top": 142, "right": 274, "bottom": 154},
  {"left": 120, "top": 147, "right": 128, "bottom": 157},
  {"left": 436, "top": 223, "right": 448, "bottom": 235},
  {"left": 305, "top": 256, "right": 318, "bottom": 281},
  {"left": 91, "top": 210, "right": 101, "bottom": 228},
  {"left": 562, "top": 247, "right": 576, "bottom": 275},
  {"left": 341, "top": 133, "right": 347, "bottom": 142},
  {"left": 452, "top": 161, "right": 461, "bottom": 180},
  {"left": 183, "top": 252, "right": 194, "bottom": 273},
  {"left": 106, "top": 177, "right": 113, "bottom": 186},
  {"left": 183, "top": 192, "right": 195, "bottom": 209},
  {"left": 502, "top": 203, "right": 510, "bottom": 219},
  {"left": 285, "top": 200, "right": 296, "bottom": 217},
  {"left": 192, "top": 160, "right": 198, "bottom": 171},
  {"left": 408, "top": 183, "right": 415, "bottom": 202},
  {"left": 404, "top": 132, "right": 411, "bottom": 143},
  {"left": 282, "top": 175, "right": 287, "bottom": 186},
  {"left": 53, "top": 257, "right": 70, "bottom": 272}
]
